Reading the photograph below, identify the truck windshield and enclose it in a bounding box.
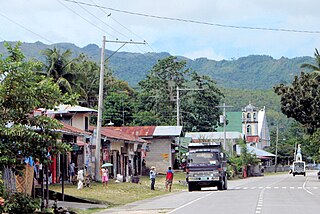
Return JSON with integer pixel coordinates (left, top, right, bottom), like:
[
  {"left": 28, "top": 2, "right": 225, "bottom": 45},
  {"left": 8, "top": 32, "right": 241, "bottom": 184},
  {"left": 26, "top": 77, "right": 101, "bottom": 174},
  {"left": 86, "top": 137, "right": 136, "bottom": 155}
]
[
  {"left": 294, "top": 162, "right": 304, "bottom": 171},
  {"left": 188, "top": 152, "right": 219, "bottom": 164}
]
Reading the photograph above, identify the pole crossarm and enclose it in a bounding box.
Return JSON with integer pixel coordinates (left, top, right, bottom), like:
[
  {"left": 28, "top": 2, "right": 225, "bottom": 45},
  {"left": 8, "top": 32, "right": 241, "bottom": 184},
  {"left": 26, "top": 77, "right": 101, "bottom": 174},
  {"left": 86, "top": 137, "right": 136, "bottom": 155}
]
[
  {"left": 95, "top": 36, "right": 145, "bottom": 181},
  {"left": 105, "top": 40, "right": 146, "bottom": 45}
]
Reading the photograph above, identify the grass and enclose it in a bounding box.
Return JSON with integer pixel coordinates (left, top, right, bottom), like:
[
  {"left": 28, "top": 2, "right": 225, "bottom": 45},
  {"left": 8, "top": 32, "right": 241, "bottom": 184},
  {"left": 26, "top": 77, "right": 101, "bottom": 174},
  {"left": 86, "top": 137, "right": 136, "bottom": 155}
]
[{"left": 50, "top": 171, "right": 187, "bottom": 211}]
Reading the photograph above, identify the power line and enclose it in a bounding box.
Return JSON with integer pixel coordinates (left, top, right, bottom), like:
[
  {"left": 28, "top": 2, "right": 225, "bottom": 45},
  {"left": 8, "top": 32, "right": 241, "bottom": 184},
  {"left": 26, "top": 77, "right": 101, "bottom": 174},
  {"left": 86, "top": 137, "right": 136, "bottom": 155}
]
[
  {"left": 73, "top": 0, "right": 134, "bottom": 53},
  {"left": 56, "top": 0, "right": 115, "bottom": 38},
  {"left": 88, "top": 0, "right": 153, "bottom": 53},
  {"left": 62, "top": 0, "right": 320, "bottom": 34},
  {"left": 75, "top": 1, "right": 129, "bottom": 40},
  {"left": 0, "top": 12, "right": 53, "bottom": 44}
]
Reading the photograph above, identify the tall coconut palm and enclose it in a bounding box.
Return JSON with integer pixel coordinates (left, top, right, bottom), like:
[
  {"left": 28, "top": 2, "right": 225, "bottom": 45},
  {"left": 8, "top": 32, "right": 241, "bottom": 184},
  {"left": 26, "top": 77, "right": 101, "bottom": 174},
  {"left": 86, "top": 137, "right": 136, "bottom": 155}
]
[
  {"left": 41, "top": 48, "right": 76, "bottom": 94},
  {"left": 301, "top": 49, "right": 320, "bottom": 76}
]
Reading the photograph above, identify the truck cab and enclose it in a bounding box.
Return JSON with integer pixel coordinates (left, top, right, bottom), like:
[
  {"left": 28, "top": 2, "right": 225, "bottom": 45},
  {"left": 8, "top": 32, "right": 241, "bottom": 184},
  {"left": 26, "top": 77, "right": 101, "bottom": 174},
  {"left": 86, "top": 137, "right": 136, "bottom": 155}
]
[{"left": 186, "top": 142, "right": 227, "bottom": 191}]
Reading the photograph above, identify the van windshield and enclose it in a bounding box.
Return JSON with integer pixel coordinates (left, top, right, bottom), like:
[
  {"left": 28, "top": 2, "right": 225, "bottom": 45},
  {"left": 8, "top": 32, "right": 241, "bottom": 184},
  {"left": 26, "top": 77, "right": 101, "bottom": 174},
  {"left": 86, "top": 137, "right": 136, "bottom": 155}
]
[{"left": 188, "top": 152, "right": 219, "bottom": 164}]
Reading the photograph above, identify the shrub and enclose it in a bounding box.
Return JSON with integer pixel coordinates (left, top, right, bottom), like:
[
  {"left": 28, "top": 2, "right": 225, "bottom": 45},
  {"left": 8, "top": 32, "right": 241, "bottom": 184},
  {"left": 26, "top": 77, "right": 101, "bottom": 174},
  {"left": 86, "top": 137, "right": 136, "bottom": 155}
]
[{"left": 2, "top": 192, "right": 40, "bottom": 214}]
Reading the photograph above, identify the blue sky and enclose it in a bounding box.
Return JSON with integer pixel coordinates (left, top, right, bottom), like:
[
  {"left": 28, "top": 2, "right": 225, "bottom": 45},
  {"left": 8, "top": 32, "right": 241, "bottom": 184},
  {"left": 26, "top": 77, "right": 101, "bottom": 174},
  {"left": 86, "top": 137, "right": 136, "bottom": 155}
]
[{"left": 1, "top": 0, "right": 320, "bottom": 60}]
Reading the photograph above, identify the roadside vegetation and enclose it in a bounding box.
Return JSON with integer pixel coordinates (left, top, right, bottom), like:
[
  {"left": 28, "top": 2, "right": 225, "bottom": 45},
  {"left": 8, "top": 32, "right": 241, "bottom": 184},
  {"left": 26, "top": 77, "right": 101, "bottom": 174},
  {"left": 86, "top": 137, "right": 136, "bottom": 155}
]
[{"left": 50, "top": 172, "right": 187, "bottom": 213}]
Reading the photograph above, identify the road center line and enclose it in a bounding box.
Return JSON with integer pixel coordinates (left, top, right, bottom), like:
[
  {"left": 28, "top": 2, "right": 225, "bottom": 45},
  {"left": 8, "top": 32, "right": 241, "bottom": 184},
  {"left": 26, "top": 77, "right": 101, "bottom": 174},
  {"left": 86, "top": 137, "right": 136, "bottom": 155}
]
[{"left": 167, "top": 192, "right": 214, "bottom": 214}]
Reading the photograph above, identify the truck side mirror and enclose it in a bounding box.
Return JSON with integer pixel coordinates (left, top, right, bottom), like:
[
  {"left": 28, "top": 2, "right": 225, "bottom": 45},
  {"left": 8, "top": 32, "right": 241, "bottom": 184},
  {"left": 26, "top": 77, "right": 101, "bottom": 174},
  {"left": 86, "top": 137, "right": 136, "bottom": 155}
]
[{"left": 220, "top": 153, "right": 224, "bottom": 158}]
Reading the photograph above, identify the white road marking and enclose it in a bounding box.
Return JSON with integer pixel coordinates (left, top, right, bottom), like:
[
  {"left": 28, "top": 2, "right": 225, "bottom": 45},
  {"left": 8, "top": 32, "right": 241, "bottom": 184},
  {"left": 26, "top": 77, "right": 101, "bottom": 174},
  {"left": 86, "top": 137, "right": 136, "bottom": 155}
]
[
  {"left": 303, "top": 178, "right": 314, "bottom": 195},
  {"left": 167, "top": 192, "right": 214, "bottom": 214}
]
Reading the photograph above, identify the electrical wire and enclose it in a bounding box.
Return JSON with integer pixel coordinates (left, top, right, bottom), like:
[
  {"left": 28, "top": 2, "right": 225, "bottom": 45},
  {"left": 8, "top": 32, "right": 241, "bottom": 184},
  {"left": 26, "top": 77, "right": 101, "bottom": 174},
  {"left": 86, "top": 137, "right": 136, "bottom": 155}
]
[
  {"left": 62, "top": 0, "right": 320, "bottom": 34},
  {"left": 88, "top": 0, "right": 152, "bottom": 53},
  {"left": 56, "top": 0, "right": 115, "bottom": 38},
  {"left": 73, "top": 0, "right": 133, "bottom": 52},
  {"left": 0, "top": 12, "right": 53, "bottom": 44}
]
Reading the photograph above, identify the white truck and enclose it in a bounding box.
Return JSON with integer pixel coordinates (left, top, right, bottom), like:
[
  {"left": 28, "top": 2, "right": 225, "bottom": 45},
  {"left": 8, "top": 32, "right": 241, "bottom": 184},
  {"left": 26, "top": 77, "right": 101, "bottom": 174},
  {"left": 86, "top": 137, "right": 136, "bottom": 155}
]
[
  {"left": 292, "top": 161, "right": 306, "bottom": 176},
  {"left": 292, "top": 144, "right": 306, "bottom": 176}
]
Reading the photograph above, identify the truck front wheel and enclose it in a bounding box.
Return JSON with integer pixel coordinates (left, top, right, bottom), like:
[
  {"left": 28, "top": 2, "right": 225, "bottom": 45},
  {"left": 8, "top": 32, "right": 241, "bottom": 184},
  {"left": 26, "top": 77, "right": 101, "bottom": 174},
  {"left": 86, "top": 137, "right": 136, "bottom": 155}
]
[
  {"left": 188, "top": 183, "right": 195, "bottom": 192},
  {"left": 223, "top": 176, "right": 228, "bottom": 190},
  {"left": 217, "top": 180, "right": 224, "bottom": 190}
]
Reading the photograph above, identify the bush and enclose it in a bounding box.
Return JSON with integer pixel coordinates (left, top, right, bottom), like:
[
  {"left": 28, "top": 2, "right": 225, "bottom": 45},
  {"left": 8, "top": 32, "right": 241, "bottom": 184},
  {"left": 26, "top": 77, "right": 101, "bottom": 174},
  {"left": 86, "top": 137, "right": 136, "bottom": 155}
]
[{"left": 1, "top": 192, "right": 40, "bottom": 214}]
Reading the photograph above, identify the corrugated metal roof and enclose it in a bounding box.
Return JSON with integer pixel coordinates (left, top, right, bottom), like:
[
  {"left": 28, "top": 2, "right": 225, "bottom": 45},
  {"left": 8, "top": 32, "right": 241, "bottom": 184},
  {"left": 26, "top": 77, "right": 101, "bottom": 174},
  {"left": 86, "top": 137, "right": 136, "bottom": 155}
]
[
  {"left": 104, "top": 126, "right": 156, "bottom": 137},
  {"left": 89, "top": 126, "right": 147, "bottom": 143},
  {"left": 236, "top": 145, "right": 275, "bottom": 157},
  {"left": 153, "top": 126, "right": 182, "bottom": 136},
  {"left": 247, "top": 145, "right": 275, "bottom": 157},
  {"left": 185, "top": 132, "right": 243, "bottom": 140},
  {"left": 59, "top": 122, "right": 91, "bottom": 136},
  {"left": 47, "top": 105, "right": 97, "bottom": 114}
]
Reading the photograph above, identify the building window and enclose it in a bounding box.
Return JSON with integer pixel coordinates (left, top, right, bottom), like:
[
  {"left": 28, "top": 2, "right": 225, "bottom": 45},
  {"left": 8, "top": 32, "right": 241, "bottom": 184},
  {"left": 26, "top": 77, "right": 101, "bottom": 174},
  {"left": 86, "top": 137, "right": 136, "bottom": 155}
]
[
  {"left": 247, "top": 125, "right": 252, "bottom": 134},
  {"left": 85, "top": 116, "right": 89, "bottom": 131},
  {"left": 247, "top": 113, "right": 251, "bottom": 120},
  {"left": 253, "top": 113, "right": 257, "bottom": 120}
]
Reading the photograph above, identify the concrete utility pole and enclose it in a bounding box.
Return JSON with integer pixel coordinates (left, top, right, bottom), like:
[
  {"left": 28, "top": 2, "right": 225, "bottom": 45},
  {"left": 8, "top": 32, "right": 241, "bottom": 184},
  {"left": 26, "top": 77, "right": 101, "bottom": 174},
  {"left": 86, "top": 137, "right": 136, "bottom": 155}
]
[
  {"left": 94, "top": 36, "right": 146, "bottom": 181},
  {"left": 216, "top": 103, "right": 233, "bottom": 150},
  {"left": 95, "top": 36, "right": 106, "bottom": 181},
  {"left": 274, "top": 124, "right": 279, "bottom": 173}
]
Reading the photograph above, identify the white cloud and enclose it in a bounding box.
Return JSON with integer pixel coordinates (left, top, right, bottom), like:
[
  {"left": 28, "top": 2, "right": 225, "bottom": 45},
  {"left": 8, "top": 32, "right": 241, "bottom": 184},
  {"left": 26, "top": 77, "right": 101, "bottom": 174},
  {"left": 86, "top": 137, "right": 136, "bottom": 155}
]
[
  {"left": 184, "top": 48, "right": 225, "bottom": 61},
  {"left": 1, "top": 0, "right": 320, "bottom": 59}
]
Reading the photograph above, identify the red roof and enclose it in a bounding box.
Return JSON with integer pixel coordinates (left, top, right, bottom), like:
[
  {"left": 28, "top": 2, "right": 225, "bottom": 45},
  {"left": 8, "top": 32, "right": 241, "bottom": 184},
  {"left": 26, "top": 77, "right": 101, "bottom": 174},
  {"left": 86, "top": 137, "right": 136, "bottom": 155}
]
[
  {"left": 89, "top": 126, "right": 147, "bottom": 143},
  {"left": 103, "top": 126, "right": 156, "bottom": 137},
  {"left": 60, "top": 122, "right": 91, "bottom": 136},
  {"left": 246, "top": 136, "right": 259, "bottom": 143}
]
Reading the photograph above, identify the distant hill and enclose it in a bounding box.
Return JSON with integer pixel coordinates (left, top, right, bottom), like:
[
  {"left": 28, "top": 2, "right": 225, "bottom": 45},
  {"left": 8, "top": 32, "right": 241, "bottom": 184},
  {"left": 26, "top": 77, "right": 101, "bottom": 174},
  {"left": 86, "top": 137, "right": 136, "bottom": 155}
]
[{"left": 0, "top": 41, "right": 315, "bottom": 90}]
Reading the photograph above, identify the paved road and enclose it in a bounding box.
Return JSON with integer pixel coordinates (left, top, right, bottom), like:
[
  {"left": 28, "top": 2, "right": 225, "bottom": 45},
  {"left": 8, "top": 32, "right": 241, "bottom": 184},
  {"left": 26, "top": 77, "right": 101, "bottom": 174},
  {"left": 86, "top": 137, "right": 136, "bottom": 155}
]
[{"left": 96, "top": 170, "right": 320, "bottom": 214}]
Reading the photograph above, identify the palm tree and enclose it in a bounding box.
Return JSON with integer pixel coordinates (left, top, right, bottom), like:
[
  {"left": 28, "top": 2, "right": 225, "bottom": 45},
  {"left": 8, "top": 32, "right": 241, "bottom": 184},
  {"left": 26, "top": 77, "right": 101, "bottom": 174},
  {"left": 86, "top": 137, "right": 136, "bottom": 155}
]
[
  {"left": 301, "top": 49, "right": 320, "bottom": 75},
  {"left": 41, "top": 48, "right": 76, "bottom": 94}
]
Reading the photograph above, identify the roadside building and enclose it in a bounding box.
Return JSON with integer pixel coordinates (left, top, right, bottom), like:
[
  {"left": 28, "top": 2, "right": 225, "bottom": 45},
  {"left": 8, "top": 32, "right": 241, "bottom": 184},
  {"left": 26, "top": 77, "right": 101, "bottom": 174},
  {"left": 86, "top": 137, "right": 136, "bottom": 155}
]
[{"left": 105, "top": 126, "right": 183, "bottom": 173}]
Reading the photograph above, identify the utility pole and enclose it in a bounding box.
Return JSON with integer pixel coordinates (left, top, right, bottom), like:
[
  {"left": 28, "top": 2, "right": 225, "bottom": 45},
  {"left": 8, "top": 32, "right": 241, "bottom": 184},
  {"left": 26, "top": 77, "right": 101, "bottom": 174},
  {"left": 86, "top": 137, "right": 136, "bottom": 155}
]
[
  {"left": 274, "top": 124, "right": 279, "bottom": 173},
  {"left": 95, "top": 36, "right": 106, "bottom": 181},
  {"left": 216, "top": 103, "right": 233, "bottom": 151},
  {"left": 94, "top": 36, "right": 146, "bottom": 181}
]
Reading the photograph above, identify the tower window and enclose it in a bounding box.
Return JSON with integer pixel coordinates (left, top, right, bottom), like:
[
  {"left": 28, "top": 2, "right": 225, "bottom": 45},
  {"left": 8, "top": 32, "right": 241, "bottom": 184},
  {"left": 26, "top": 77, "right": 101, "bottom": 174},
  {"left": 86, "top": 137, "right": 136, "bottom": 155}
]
[{"left": 247, "top": 125, "right": 252, "bottom": 134}]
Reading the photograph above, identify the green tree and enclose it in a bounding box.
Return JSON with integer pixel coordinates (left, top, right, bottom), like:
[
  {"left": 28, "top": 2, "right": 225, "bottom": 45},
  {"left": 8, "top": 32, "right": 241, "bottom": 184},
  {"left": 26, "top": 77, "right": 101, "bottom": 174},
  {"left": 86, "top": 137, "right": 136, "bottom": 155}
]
[
  {"left": 135, "top": 56, "right": 223, "bottom": 130},
  {"left": 182, "top": 72, "right": 223, "bottom": 131},
  {"left": 137, "top": 56, "right": 189, "bottom": 125},
  {"left": 0, "top": 42, "right": 76, "bottom": 192},
  {"left": 41, "top": 47, "right": 77, "bottom": 94},
  {"left": 301, "top": 48, "right": 320, "bottom": 73},
  {"left": 274, "top": 71, "right": 320, "bottom": 134},
  {"left": 72, "top": 54, "right": 100, "bottom": 108}
]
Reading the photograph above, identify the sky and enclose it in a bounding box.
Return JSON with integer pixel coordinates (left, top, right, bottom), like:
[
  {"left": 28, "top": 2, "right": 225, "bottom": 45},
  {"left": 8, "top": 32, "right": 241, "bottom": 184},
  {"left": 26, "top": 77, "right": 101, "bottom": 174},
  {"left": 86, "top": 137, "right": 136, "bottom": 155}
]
[{"left": 1, "top": 0, "right": 320, "bottom": 60}]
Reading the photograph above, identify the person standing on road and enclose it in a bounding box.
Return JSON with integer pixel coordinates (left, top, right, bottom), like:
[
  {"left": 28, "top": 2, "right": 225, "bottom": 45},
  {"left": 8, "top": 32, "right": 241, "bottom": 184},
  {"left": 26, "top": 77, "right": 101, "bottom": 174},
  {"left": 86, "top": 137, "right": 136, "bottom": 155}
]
[
  {"left": 165, "top": 167, "right": 174, "bottom": 192},
  {"left": 150, "top": 166, "right": 156, "bottom": 190}
]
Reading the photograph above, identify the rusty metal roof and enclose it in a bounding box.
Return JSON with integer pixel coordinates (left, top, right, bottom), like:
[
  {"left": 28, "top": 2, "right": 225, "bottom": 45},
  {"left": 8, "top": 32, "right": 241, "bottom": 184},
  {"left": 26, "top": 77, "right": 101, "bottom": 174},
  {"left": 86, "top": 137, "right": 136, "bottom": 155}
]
[
  {"left": 89, "top": 126, "right": 147, "bottom": 143},
  {"left": 106, "top": 126, "right": 156, "bottom": 137},
  {"left": 59, "top": 122, "right": 91, "bottom": 136}
]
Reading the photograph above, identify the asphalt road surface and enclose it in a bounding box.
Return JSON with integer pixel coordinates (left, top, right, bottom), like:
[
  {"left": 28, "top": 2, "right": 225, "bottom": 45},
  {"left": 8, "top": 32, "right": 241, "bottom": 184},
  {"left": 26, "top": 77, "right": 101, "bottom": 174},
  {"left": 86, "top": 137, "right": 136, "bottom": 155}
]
[{"left": 97, "top": 170, "right": 320, "bottom": 214}]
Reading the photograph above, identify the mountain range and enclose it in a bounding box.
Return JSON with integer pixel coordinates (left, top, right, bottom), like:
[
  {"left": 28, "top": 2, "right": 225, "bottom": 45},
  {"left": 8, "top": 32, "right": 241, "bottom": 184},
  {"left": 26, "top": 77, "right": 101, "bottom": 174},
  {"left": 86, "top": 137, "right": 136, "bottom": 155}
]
[{"left": 0, "top": 41, "right": 315, "bottom": 90}]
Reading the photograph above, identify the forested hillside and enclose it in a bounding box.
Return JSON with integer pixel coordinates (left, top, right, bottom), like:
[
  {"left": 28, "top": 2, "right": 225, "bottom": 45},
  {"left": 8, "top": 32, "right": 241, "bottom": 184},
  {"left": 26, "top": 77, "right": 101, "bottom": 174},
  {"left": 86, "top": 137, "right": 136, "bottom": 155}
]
[{"left": 0, "top": 41, "right": 314, "bottom": 90}]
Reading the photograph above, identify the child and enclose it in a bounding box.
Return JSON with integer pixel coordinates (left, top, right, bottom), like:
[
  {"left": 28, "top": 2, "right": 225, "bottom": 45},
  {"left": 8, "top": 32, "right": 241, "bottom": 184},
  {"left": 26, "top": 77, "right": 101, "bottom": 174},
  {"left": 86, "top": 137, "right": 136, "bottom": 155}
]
[{"left": 101, "top": 167, "right": 109, "bottom": 188}]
